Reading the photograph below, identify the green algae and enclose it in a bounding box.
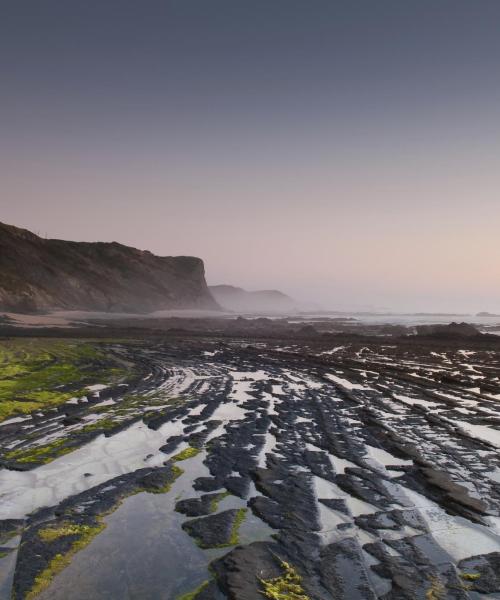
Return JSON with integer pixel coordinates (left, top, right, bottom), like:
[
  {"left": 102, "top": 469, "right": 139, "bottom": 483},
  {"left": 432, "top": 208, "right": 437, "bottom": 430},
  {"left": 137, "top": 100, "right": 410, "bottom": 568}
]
[
  {"left": 228, "top": 507, "right": 247, "bottom": 545},
  {"left": 259, "top": 560, "right": 310, "bottom": 600},
  {"left": 5, "top": 438, "right": 75, "bottom": 464},
  {"left": 79, "top": 418, "right": 120, "bottom": 433},
  {"left": 425, "top": 576, "right": 445, "bottom": 600},
  {"left": 209, "top": 491, "right": 231, "bottom": 513},
  {"left": 460, "top": 572, "right": 481, "bottom": 581},
  {"left": 0, "top": 339, "right": 129, "bottom": 422},
  {"left": 38, "top": 522, "right": 103, "bottom": 543},
  {"left": 27, "top": 522, "right": 105, "bottom": 599},
  {"left": 176, "top": 580, "right": 209, "bottom": 600},
  {"left": 171, "top": 446, "right": 201, "bottom": 461},
  {"left": 4, "top": 418, "right": 123, "bottom": 466}
]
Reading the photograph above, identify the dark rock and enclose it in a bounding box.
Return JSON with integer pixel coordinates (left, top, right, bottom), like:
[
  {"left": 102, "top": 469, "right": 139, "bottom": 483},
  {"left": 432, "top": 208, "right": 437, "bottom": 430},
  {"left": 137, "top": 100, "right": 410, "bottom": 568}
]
[
  {"left": 193, "top": 477, "right": 224, "bottom": 492},
  {"left": 224, "top": 476, "right": 249, "bottom": 498},
  {"left": 318, "top": 498, "right": 350, "bottom": 515},
  {"left": 320, "top": 537, "right": 377, "bottom": 599},
  {"left": 249, "top": 496, "right": 285, "bottom": 530},
  {"left": 137, "top": 464, "right": 180, "bottom": 492},
  {"left": 415, "top": 322, "right": 481, "bottom": 339},
  {"left": 210, "top": 541, "right": 284, "bottom": 600},
  {"left": 0, "top": 519, "right": 24, "bottom": 544},
  {"left": 458, "top": 552, "right": 500, "bottom": 593},
  {"left": 175, "top": 493, "right": 225, "bottom": 517},
  {"left": 182, "top": 509, "right": 245, "bottom": 549},
  {"left": 159, "top": 435, "right": 184, "bottom": 455}
]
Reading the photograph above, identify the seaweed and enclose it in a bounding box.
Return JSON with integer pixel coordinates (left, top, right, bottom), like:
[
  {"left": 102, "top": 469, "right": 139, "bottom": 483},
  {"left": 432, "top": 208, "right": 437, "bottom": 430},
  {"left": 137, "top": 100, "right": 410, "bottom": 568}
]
[
  {"left": 176, "top": 580, "right": 209, "bottom": 600},
  {"left": 171, "top": 446, "right": 201, "bottom": 461},
  {"left": 259, "top": 560, "right": 309, "bottom": 600}
]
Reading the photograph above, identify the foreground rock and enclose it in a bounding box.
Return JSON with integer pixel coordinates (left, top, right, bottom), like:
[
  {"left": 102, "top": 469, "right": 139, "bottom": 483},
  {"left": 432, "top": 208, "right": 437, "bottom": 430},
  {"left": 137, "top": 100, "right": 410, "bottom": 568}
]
[
  {"left": 11, "top": 463, "right": 182, "bottom": 600},
  {"left": 182, "top": 509, "right": 247, "bottom": 549}
]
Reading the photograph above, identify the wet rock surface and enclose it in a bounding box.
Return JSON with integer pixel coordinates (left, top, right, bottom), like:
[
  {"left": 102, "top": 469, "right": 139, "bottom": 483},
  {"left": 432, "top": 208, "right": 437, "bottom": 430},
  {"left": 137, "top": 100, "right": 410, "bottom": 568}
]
[
  {"left": 182, "top": 509, "right": 245, "bottom": 549},
  {"left": 458, "top": 552, "right": 500, "bottom": 593},
  {"left": 11, "top": 462, "right": 182, "bottom": 600},
  {"left": 210, "top": 542, "right": 285, "bottom": 600},
  {"left": 1, "top": 332, "right": 500, "bottom": 599},
  {"left": 175, "top": 492, "right": 227, "bottom": 517}
]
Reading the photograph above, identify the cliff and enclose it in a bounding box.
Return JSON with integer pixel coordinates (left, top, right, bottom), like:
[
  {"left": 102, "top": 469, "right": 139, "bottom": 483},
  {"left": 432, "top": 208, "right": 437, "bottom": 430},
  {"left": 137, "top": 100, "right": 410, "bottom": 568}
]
[{"left": 0, "top": 222, "right": 218, "bottom": 313}]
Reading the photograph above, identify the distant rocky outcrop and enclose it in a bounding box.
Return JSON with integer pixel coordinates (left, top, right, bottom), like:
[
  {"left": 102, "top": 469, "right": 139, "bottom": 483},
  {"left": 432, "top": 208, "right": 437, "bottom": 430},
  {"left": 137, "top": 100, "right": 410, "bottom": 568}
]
[
  {"left": 414, "top": 322, "right": 482, "bottom": 338},
  {"left": 209, "top": 285, "right": 297, "bottom": 314},
  {"left": 0, "top": 222, "right": 218, "bottom": 313}
]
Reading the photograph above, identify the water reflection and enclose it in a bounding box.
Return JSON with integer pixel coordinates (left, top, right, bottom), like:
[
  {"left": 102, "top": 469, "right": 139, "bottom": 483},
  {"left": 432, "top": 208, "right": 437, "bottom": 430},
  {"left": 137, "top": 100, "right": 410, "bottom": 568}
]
[{"left": 37, "top": 453, "right": 273, "bottom": 600}]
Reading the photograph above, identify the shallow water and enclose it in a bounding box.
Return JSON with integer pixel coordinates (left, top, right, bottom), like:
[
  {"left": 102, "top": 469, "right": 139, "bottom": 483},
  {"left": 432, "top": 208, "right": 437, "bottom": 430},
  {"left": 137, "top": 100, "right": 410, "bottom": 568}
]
[
  {"left": 0, "top": 537, "right": 19, "bottom": 600},
  {"left": 36, "top": 446, "right": 274, "bottom": 600}
]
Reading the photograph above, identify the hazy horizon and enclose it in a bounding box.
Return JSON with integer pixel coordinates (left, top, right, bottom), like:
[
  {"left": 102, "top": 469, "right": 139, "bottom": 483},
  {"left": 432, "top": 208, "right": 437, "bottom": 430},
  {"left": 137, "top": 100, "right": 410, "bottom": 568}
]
[{"left": 2, "top": 1, "right": 500, "bottom": 314}]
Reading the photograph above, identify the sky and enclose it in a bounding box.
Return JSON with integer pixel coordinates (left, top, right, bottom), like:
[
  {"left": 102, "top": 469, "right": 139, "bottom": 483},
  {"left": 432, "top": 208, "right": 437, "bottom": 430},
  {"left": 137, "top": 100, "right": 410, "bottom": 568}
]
[{"left": 1, "top": 1, "right": 500, "bottom": 313}]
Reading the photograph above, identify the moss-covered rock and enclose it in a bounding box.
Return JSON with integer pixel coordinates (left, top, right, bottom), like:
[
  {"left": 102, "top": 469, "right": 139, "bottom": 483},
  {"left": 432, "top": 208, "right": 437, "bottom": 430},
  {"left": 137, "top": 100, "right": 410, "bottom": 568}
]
[{"left": 259, "top": 560, "right": 310, "bottom": 600}]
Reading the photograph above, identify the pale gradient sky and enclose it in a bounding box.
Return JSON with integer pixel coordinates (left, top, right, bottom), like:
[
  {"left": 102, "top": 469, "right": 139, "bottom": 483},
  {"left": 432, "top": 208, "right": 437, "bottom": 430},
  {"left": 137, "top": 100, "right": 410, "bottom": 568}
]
[{"left": 1, "top": 1, "right": 500, "bottom": 312}]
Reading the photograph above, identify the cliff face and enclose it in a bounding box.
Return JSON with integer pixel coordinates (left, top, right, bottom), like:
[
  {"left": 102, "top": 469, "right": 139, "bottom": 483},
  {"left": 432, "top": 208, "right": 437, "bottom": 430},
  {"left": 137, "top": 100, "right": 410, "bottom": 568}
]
[{"left": 0, "top": 222, "right": 219, "bottom": 313}]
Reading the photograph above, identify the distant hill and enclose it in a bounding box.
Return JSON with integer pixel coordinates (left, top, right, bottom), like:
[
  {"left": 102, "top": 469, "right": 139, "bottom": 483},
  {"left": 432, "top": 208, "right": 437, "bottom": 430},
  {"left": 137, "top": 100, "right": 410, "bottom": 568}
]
[
  {"left": 209, "top": 284, "right": 297, "bottom": 314},
  {"left": 0, "top": 222, "right": 218, "bottom": 313}
]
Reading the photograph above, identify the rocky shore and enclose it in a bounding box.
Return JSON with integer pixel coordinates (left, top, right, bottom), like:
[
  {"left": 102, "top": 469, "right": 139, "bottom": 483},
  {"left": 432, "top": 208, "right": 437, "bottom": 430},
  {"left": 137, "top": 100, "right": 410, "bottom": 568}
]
[{"left": 0, "top": 330, "right": 499, "bottom": 599}]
